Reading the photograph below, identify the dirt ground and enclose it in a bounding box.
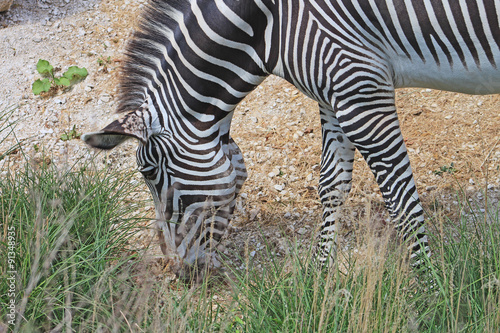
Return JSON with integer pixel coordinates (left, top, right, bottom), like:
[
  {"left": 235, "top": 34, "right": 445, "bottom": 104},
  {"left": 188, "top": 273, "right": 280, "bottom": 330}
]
[{"left": 1, "top": 0, "right": 499, "bottom": 277}]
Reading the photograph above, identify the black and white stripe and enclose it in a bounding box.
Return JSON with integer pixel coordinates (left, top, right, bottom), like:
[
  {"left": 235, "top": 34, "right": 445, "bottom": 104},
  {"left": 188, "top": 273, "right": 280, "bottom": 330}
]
[{"left": 83, "top": 0, "right": 500, "bottom": 278}]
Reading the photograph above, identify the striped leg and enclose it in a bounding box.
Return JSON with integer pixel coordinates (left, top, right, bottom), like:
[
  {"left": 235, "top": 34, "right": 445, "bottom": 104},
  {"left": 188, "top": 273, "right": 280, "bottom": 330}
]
[
  {"left": 316, "top": 107, "right": 356, "bottom": 265},
  {"left": 335, "top": 82, "right": 430, "bottom": 266},
  {"left": 227, "top": 137, "right": 248, "bottom": 197}
]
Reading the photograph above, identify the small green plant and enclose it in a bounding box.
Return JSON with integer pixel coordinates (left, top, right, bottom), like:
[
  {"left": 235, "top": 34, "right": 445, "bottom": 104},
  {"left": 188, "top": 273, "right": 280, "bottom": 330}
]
[
  {"left": 97, "top": 55, "right": 112, "bottom": 73},
  {"left": 32, "top": 59, "right": 88, "bottom": 95},
  {"left": 97, "top": 55, "right": 111, "bottom": 66},
  {"left": 60, "top": 125, "right": 81, "bottom": 141},
  {"left": 433, "top": 163, "right": 457, "bottom": 176}
]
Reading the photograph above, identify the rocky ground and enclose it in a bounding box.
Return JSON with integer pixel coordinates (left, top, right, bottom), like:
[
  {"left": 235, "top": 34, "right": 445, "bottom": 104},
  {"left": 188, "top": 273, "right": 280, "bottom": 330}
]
[{"left": 1, "top": 0, "right": 499, "bottom": 279}]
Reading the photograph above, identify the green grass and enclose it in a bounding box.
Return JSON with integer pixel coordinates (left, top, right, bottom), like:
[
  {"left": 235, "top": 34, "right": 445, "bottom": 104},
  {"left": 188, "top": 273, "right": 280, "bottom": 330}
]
[
  {"left": 420, "top": 192, "right": 500, "bottom": 332},
  {"left": 2, "top": 155, "right": 499, "bottom": 332},
  {"left": 0, "top": 157, "right": 151, "bottom": 331},
  {"left": 225, "top": 227, "right": 415, "bottom": 332},
  {"left": 0, "top": 105, "right": 21, "bottom": 161},
  {"left": 224, "top": 192, "right": 500, "bottom": 333},
  {"left": 1, "top": 102, "right": 499, "bottom": 331},
  {"left": 2, "top": 159, "right": 499, "bottom": 333}
]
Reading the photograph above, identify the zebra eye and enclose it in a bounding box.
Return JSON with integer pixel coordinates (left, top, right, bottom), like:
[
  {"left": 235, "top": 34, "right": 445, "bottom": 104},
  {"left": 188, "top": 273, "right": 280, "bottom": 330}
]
[{"left": 139, "top": 166, "right": 157, "bottom": 180}]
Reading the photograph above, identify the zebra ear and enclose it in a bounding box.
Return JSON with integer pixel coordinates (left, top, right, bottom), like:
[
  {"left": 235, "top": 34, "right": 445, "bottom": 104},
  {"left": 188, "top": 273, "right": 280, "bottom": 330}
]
[{"left": 81, "top": 111, "right": 147, "bottom": 150}]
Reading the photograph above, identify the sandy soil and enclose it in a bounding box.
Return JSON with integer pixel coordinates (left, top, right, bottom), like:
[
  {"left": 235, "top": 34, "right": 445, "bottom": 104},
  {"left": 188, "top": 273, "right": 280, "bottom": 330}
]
[{"left": 1, "top": 0, "right": 499, "bottom": 277}]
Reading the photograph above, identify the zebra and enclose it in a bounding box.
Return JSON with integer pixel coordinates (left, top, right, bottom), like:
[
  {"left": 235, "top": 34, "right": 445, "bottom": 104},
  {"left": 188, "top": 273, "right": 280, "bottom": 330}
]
[{"left": 82, "top": 0, "right": 500, "bottom": 281}]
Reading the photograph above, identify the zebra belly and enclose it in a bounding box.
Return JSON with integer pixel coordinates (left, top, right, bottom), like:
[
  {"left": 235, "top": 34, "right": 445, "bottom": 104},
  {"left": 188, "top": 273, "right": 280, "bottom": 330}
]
[{"left": 393, "top": 59, "right": 500, "bottom": 95}]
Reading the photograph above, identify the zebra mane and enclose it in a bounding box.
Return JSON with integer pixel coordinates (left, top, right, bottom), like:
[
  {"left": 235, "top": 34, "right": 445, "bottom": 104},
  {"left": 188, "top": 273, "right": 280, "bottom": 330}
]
[{"left": 117, "top": 0, "right": 189, "bottom": 114}]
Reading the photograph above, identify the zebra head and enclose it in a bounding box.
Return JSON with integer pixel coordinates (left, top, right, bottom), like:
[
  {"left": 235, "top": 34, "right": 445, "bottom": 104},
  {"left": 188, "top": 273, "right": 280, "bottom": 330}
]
[{"left": 82, "top": 102, "right": 247, "bottom": 282}]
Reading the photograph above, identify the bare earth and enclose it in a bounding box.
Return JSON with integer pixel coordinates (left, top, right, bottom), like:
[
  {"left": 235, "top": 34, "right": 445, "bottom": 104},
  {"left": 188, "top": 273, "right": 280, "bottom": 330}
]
[{"left": 1, "top": 0, "right": 499, "bottom": 278}]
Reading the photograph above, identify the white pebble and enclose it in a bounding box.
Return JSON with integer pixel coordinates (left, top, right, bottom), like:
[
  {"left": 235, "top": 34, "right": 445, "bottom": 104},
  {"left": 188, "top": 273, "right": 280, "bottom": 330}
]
[
  {"left": 297, "top": 228, "right": 307, "bottom": 235},
  {"left": 274, "top": 184, "right": 284, "bottom": 192},
  {"left": 100, "top": 94, "right": 112, "bottom": 103}
]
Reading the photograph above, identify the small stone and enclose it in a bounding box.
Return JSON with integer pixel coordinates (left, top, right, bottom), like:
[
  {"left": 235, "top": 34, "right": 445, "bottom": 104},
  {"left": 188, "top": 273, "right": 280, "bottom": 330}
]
[
  {"left": 425, "top": 185, "right": 437, "bottom": 191},
  {"left": 297, "top": 228, "right": 307, "bottom": 235},
  {"left": 274, "top": 184, "right": 284, "bottom": 192},
  {"left": 306, "top": 173, "right": 313, "bottom": 181},
  {"left": 85, "top": 85, "right": 93, "bottom": 92},
  {"left": 100, "top": 94, "right": 112, "bottom": 103},
  {"left": 249, "top": 209, "right": 259, "bottom": 221}
]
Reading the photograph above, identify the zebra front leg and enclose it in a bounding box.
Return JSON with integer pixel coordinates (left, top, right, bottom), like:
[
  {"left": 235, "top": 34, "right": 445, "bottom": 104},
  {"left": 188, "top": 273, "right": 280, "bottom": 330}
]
[
  {"left": 315, "top": 108, "right": 355, "bottom": 266},
  {"left": 336, "top": 93, "right": 430, "bottom": 267},
  {"left": 227, "top": 137, "right": 248, "bottom": 197}
]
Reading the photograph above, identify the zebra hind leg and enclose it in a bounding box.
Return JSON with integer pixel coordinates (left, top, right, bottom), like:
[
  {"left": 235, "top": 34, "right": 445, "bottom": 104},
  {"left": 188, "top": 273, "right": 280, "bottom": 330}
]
[{"left": 336, "top": 91, "right": 431, "bottom": 269}]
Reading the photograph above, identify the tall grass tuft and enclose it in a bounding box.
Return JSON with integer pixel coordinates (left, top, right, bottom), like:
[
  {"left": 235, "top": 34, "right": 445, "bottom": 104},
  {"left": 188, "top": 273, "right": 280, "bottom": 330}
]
[
  {"left": 0, "top": 105, "right": 21, "bottom": 161},
  {"left": 0, "top": 156, "right": 148, "bottom": 332},
  {"left": 226, "top": 189, "right": 500, "bottom": 332},
  {"left": 225, "top": 226, "right": 416, "bottom": 332},
  {"left": 418, "top": 189, "right": 500, "bottom": 332},
  {"left": 0, "top": 156, "right": 238, "bottom": 331}
]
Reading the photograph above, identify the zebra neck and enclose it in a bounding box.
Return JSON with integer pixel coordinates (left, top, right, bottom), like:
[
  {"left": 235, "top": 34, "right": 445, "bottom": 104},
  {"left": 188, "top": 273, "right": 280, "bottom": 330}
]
[{"left": 118, "top": 0, "right": 277, "bottom": 124}]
